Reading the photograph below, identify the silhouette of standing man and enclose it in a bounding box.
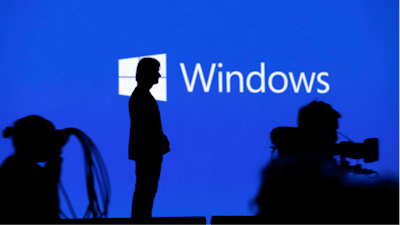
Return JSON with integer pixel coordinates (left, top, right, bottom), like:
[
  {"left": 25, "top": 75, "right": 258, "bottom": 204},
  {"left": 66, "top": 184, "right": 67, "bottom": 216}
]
[{"left": 129, "top": 58, "right": 170, "bottom": 219}]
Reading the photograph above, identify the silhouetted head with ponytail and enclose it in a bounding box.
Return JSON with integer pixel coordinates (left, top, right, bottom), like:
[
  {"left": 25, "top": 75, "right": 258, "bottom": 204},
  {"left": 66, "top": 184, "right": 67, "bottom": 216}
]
[
  {"left": 0, "top": 115, "right": 66, "bottom": 222},
  {"left": 3, "top": 115, "right": 63, "bottom": 162}
]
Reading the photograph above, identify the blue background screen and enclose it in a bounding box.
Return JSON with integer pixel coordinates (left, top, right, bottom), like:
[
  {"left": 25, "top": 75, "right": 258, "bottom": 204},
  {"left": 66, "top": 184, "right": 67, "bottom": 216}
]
[{"left": 0, "top": 0, "right": 398, "bottom": 222}]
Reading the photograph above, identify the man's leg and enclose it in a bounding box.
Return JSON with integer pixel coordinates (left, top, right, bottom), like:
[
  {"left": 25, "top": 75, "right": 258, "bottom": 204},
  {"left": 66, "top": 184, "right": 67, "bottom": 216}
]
[{"left": 131, "top": 155, "right": 162, "bottom": 218}]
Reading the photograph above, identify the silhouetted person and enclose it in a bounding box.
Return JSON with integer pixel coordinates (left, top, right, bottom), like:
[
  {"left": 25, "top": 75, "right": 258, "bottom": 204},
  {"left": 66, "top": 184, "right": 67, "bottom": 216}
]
[
  {"left": 129, "top": 58, "right": 170, "bottom": 219},
  {"left": 256, "top": 101, "right": 399, "bottom": 223},
  {"left": 0, "top": 115, "right": 67, "bottom": 223}
]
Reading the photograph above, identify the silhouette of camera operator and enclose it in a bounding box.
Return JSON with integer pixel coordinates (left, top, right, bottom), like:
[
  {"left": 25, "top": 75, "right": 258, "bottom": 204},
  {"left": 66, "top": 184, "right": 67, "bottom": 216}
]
[
  {"left": 0, "top": 115, "right": 68, "bottom": 222},
  {"left": 271, "top": 101, "right": 379, "bottom": 170},
  {"left": 256, "top": 101, "right": 399, "bottom": 224},
  {"left": 129, "top": 58, "right": 170, "bottom": 219}
]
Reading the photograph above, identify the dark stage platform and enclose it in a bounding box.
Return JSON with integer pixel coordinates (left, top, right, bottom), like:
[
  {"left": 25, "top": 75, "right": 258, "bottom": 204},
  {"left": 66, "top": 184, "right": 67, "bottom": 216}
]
[{"left": 60, "top": 216, "right": 261, "bottom": 224}]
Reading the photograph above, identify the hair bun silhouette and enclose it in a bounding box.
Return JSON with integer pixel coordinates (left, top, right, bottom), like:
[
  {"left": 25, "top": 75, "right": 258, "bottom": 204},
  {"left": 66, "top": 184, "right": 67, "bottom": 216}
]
[{"left": 3, "top": 126, "right": 14, "bottom": 138}]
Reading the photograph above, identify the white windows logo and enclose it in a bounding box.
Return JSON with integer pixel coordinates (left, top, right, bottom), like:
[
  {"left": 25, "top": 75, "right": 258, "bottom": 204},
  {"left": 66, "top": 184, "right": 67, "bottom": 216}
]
[{"left": 118, "top": 53, "right": 167, "bottom": 101}]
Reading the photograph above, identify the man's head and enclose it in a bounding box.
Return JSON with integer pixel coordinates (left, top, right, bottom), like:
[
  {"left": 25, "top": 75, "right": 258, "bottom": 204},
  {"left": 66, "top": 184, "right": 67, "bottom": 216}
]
[
  {"left": 136, "top": 58, "right": 161, "bottom": 86},
  {"left": 297, "top": 101, "right": 341, "bottom": 153},
  {"left": 298, "top": 101, "right": 341, "bottom": 130}
]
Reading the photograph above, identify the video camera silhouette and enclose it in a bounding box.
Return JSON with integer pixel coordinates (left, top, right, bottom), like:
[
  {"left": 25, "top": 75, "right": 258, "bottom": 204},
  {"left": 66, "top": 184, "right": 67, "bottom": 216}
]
[{"left": 270, "top": 126, "right": 379, "bottom": 176}]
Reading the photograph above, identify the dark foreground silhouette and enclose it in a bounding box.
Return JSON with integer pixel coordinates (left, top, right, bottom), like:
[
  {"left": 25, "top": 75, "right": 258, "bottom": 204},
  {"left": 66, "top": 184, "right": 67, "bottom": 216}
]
[
  {"left": 129, "top": 57, "right": 170, "bottom": 218},
  {"left": 256, "top": 154, "right": 398, "bottom": 224},
  {"left": 0, "top": 115, "right": 110, "bottom": 223},
  {"left": 0, "top": 116, "right": 66, "bottom": 222},
  {"left": 255, "top": 101, "right": 399, "bottom": 224}
]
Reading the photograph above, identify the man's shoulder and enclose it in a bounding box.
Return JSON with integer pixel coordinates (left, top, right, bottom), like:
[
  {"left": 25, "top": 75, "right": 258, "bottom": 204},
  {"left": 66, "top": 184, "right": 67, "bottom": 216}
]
[
  {"left": 129, "top": 89, "right": 146, "bottom": 103},
  {"left": 130, "top": 87, "right": 154, "bottom": 98},
  {"left": 130, "top": 89, "right": 156, "bottom": 104}
]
